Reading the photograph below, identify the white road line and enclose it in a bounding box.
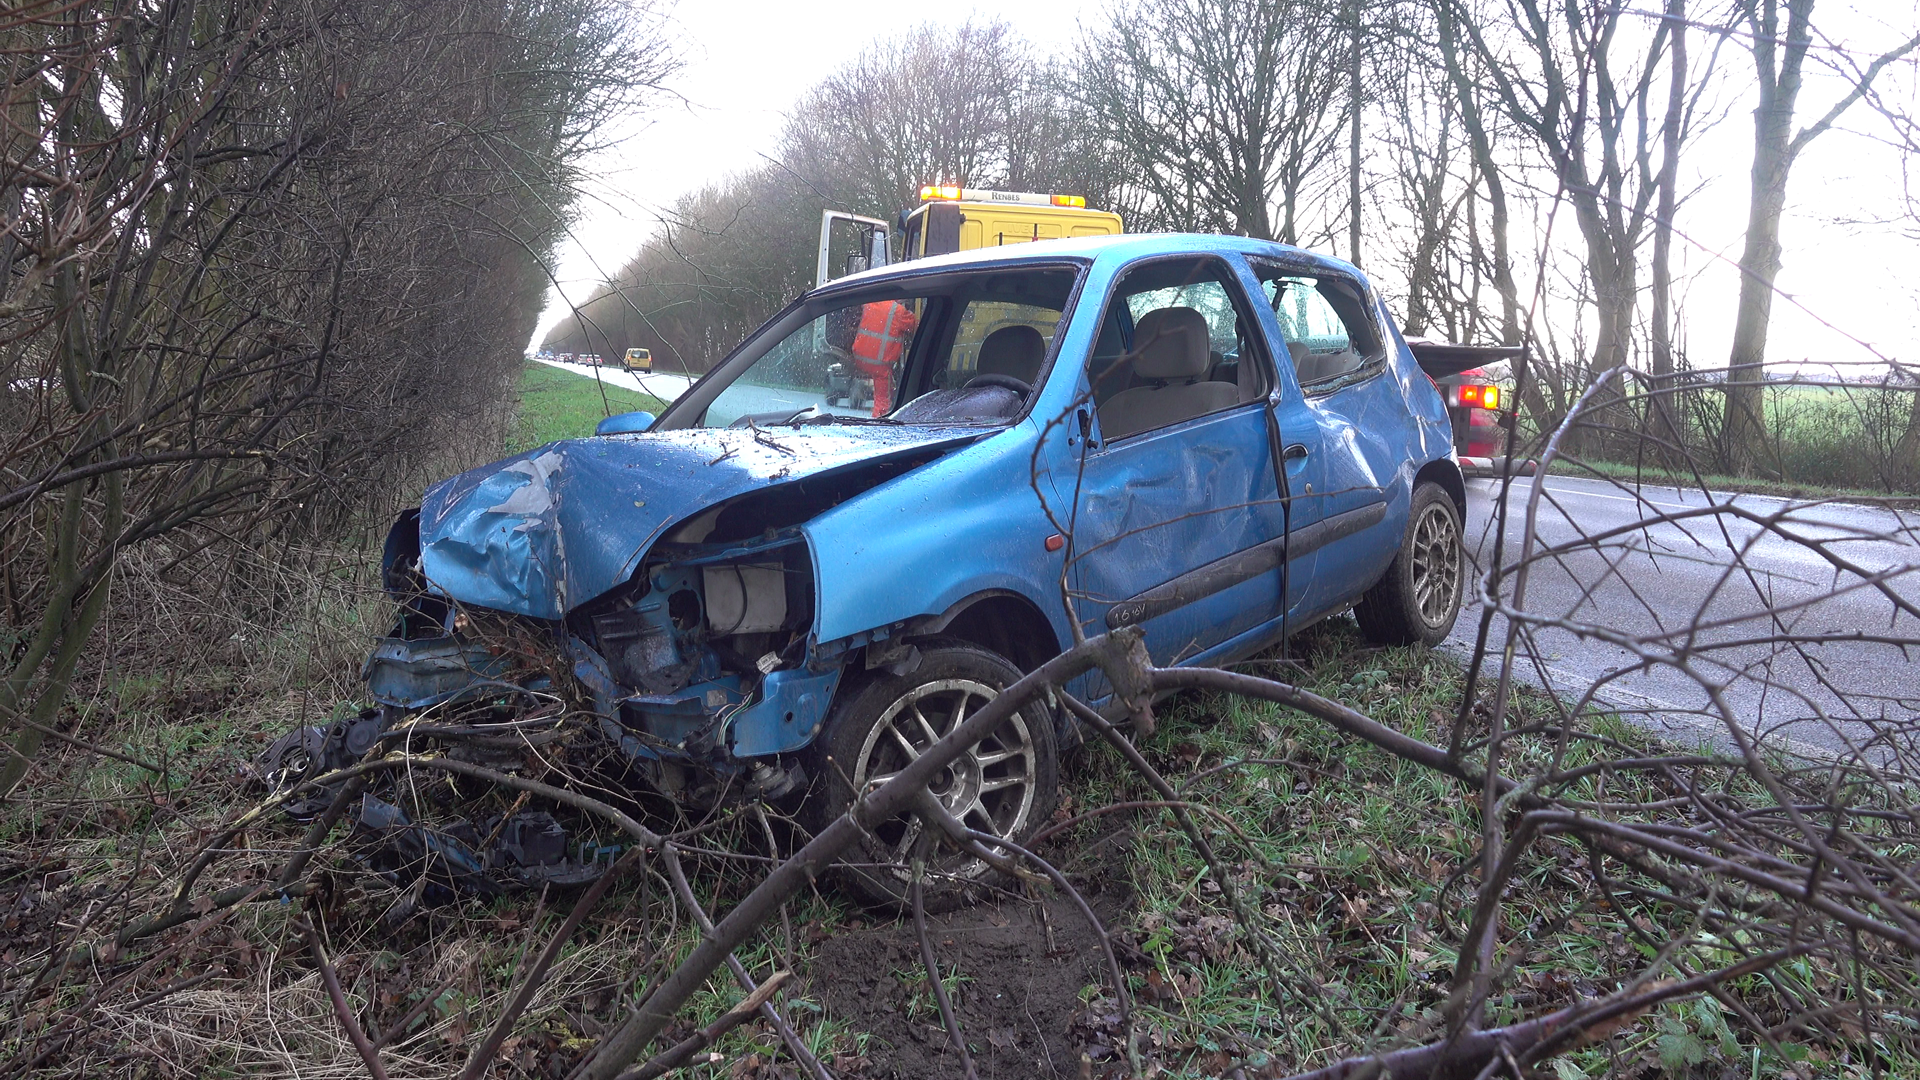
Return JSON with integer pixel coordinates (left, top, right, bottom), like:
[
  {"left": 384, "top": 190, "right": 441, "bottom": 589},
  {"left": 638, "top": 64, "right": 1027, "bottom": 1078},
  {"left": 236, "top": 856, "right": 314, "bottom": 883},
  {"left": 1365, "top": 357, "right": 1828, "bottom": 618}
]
[{"left": 1535, "top": 481, "right": 1696, "bottom": 512}]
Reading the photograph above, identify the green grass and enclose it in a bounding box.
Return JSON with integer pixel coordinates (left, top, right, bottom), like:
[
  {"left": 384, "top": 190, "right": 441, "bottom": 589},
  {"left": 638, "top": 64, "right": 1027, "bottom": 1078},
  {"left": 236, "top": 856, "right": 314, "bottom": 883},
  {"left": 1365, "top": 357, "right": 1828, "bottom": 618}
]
[
  {"left": 508, "top": 361, "right": 668, "bottom": 453},
  {"left": 1544, "top": 454, "right": 1916, "bottom": 504},
  {"left": 1036, "top": 619, "right": 1907, "bottom": 1078},
  {"left": 1505, "top": 380, "right": 1920, "bottom": 497}
]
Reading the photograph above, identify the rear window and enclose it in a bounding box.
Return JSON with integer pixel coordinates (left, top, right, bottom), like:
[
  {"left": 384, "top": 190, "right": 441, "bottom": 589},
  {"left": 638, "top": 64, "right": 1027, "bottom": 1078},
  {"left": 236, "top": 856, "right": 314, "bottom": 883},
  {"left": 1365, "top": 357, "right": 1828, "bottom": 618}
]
[{"left": 1251, "top": 262, "right": 1383, "bottom": 388}]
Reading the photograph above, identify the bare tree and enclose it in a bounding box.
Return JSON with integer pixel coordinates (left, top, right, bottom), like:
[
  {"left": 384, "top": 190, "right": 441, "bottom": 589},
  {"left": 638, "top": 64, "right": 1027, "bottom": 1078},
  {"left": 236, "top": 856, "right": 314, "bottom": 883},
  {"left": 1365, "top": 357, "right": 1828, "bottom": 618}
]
[
  {"left": 0, "top": 0, "right": 674, "bottom": 798},
  {"left": 1075, "top": 0, "right": 1347, "bottom": 242},
  {"left": 1373, "top": 1, "right": 1484, "bottom": 341},
  {"left": 1442, "top": 0, "right": 1690, "bottom": 442},
  {"left": 1720, "top": 0, "right": 1920, "bottom": 476},
  {"left": 782, "top": 19, "right": 1026, "bottom": 219},
  {"left": 1648, "top": 0, "right": 1691, "bottom": 389}
]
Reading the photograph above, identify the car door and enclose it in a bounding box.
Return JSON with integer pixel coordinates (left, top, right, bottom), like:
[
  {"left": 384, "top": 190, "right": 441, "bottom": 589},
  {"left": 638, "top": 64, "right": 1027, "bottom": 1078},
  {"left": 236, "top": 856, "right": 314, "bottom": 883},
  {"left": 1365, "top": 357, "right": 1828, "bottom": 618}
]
[
  {"left": 1246, "top": 258, "right": 1401, "bottom": 617},
  {"left": 1062, "top": 255, "right": 1336, "bottom": 667}
]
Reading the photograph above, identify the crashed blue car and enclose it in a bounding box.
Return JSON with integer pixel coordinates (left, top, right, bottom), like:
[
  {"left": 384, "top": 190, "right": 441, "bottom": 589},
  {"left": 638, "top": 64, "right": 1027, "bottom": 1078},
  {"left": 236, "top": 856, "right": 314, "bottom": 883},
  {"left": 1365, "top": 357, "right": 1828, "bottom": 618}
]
[{"left": 316, "top": 234, "right": 1468, "bottom": 905}]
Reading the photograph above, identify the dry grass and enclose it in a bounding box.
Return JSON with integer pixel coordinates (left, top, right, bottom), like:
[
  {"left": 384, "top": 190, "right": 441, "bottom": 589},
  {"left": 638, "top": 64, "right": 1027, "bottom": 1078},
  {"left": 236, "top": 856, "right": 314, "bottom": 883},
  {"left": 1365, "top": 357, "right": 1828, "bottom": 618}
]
[{"left": 4, "top": 550, "right": 1909, "bottom": 1078}]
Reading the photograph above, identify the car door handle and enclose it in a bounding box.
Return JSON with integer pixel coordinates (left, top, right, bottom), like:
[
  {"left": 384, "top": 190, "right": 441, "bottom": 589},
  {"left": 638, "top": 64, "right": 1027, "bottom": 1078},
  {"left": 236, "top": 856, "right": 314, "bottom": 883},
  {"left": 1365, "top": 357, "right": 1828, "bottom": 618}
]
[
  {"left": 1283, "top": 443, "right": 1310, "bottom": 461},
  {"left": 1074, "top": 406, "right": 1098, "bottom": 450}
]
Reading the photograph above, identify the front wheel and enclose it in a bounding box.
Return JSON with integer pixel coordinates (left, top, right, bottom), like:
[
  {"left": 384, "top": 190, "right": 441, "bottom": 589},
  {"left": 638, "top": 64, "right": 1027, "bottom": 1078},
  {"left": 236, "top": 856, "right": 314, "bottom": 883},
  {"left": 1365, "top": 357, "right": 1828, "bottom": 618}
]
[
  {"left": 1354, "top": 482, "right": 1465, "bottom": 647},
  {"left": 801, "top": 640, "right": 1058, "bottom": 911}
]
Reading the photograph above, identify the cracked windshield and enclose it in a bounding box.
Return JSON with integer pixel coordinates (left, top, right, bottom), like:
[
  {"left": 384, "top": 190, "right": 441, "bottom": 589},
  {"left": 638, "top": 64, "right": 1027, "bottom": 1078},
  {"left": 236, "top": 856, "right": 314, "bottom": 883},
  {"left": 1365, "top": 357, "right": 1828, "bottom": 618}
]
[{"left": 699, "top": 267, "right": 1075, "bottom": 428}]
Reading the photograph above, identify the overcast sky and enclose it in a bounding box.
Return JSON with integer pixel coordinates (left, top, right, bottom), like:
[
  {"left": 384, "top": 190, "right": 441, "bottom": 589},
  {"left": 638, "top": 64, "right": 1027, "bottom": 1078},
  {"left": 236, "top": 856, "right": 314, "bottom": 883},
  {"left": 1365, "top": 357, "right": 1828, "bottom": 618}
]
[
  {"left": 532, "top": 1, "right": 1920, "bottom": 373},
  {"left": 529, "top": 0, "right": 1071, "bottom": 347}
]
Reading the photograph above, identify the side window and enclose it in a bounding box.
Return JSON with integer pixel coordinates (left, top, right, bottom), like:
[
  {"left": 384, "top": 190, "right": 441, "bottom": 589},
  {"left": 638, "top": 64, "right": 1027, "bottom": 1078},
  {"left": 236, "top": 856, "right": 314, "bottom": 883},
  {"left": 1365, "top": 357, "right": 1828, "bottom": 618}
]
[
  {"left": 1253, "top": 264, "right": 1383, "bottom": 389},
  {"left": 1087, "top": 258, "right": 1271, "bottom": 442}
]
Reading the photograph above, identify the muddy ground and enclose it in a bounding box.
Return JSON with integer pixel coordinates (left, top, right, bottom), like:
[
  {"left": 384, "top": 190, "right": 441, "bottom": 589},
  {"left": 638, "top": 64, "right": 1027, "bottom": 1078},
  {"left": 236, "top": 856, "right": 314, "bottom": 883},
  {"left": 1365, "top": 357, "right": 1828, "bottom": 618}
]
[{"left": 807, "top": 887, "right": 1128, "bottom": 1079}]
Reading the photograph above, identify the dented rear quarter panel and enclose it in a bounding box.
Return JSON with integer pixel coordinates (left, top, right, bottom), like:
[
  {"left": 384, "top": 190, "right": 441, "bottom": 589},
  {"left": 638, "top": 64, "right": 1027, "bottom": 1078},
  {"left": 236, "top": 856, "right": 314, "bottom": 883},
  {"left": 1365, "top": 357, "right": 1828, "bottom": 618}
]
[{"left": 1289, "top": 295, "right": 1459, "bottom": 611}]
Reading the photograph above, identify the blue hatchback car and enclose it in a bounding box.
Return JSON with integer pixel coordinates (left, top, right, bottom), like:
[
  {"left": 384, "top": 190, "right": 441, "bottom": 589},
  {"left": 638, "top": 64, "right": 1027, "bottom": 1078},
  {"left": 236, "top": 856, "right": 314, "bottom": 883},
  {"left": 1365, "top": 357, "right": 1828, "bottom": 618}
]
[{"left": 366, "top": 234, "right": 1466, "bottom": 904}]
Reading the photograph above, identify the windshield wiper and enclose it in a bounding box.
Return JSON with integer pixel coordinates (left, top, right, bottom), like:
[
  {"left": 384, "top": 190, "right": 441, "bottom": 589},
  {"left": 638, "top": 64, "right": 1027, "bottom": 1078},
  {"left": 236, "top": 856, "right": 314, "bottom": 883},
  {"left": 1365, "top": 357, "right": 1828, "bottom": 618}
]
[{"left": 793, "top": 412, "right": 904, "bottom": 426}]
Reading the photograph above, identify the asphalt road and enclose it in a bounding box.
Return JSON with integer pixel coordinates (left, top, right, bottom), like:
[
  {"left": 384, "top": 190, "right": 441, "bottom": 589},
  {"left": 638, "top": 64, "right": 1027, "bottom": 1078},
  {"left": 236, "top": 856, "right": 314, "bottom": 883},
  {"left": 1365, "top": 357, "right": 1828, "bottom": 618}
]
[
  {"left": 1445, "top": 473, "right": 1920, "bottom": 758},
  {"left": 536, "top": 358, "right": 695, "bottom": 403}
]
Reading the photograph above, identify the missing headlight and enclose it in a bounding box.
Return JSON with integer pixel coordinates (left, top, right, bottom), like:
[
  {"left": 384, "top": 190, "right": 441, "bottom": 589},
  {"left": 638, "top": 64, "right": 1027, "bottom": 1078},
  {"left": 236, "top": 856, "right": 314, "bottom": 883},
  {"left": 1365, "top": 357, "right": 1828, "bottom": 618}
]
[
  {"left": 703, "top": 564, "right": 788, "bottom": 635},
  {"left": 593, "top": 607, "right": 694, "bottom": 695}
]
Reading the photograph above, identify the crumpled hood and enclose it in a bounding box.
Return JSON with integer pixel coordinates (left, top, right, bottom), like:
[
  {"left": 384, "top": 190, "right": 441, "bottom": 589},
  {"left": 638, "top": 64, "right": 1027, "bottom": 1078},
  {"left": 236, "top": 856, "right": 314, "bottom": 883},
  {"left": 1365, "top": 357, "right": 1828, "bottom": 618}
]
[{"left": 418, "top": 426, "right": 977, "bottom": 619}]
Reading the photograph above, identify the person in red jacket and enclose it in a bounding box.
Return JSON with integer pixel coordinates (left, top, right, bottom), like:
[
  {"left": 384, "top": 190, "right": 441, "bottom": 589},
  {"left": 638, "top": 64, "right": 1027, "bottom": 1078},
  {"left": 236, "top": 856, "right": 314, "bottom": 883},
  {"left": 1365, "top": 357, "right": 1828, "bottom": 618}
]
[{"left": 849, "top": 300, "right": 917, "bottom": 417}]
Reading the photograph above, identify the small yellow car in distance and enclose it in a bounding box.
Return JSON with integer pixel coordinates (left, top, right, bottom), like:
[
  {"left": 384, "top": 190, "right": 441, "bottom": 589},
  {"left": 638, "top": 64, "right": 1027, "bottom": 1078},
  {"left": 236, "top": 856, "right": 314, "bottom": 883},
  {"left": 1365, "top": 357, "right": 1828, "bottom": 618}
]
[{"left": 623, "top": 347, "right": 653, "bottom": 373}]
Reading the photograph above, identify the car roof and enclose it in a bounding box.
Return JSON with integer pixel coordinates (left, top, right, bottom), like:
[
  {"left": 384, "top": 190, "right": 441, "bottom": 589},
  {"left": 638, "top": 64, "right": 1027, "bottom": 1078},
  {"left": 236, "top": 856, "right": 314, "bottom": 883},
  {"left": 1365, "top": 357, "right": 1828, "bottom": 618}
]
[{"left": 817, "top": 232, "right": 1365, "bottom": 294}]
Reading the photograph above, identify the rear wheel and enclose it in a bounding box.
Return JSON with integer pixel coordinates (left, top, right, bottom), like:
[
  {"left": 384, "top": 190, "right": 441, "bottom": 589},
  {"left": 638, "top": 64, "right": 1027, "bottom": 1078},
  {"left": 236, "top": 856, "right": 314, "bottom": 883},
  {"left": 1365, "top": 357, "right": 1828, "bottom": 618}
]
[
  {"left": 1354, "top": 482, "right": 1464, "bottom": 646},
  {"left": 801, "top": 640, "right": 1058, "bottom": 911}
]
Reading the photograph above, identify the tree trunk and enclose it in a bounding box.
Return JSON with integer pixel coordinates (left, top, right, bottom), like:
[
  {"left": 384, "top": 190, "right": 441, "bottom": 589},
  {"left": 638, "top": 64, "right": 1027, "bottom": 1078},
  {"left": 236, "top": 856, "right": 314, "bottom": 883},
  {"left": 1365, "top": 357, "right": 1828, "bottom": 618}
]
[
  {"left": 1724, "top": 0, "right": 1809, "bottom": 476},
  {"left": 1648, "top": 0, "right": 1687, "bottom": 449},
  {"left": 1439, "top": 0, "right": 1549, "bottom": 436},
  {"left": 1347, "top": 0, "right": 1362, "bottom": 268},
  {"left": 1437, "top": 3, "right": 1519, "bottom": 345},
  {"left": 1892, "top": 365, "right": 1920, "bottom": 493}
]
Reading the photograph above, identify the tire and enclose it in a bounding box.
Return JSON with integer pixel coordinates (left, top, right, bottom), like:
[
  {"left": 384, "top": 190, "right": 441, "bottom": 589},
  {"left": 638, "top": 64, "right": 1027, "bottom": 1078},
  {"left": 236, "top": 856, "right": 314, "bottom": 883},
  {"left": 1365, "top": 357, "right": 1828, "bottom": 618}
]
[
  {"left": 801, "top": 639, "right": 1059, "bottom": 911},
  {"left": 1354, "top": 482, "right": 1465, "bottom": 647}
]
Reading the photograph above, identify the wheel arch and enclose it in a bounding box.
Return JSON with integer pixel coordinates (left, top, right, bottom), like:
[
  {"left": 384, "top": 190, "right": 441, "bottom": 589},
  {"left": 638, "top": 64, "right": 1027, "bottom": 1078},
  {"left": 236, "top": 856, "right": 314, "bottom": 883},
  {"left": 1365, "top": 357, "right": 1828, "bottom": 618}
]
[
  {"left": 909, "top": 589, "right": 1064, "bottom": 674},
  {"left": 1415, "top": 457, "right": 1466, "bottom": 519}
]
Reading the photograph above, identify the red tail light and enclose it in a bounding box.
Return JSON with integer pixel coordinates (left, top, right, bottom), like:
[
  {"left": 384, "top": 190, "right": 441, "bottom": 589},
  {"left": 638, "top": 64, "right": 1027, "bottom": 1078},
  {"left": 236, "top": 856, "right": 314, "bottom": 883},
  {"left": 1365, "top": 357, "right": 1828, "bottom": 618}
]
[{"left": 1452, "top": 383, "right": 1500, "bottom": 410}]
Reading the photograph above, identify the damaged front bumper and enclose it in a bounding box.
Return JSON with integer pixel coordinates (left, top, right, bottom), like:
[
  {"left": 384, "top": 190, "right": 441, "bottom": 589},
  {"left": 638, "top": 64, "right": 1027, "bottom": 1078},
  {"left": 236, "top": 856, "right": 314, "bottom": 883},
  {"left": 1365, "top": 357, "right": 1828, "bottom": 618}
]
[
  {"left": 358, "top": 620, "right": 841, "bottom": 772},
  {"left": 362, "top": 634, "right": 525, "bottom": 710}
]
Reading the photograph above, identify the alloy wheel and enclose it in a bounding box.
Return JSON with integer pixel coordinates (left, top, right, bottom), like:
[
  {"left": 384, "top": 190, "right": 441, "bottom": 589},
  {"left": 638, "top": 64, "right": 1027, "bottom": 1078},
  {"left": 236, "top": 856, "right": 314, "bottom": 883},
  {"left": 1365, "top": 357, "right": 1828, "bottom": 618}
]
[
  {"left": 849, "top": 678, "right": 1039, "bottom": 881},
  {"left": 1409, "top": 501, "right": 1462, "bottom": 628}
]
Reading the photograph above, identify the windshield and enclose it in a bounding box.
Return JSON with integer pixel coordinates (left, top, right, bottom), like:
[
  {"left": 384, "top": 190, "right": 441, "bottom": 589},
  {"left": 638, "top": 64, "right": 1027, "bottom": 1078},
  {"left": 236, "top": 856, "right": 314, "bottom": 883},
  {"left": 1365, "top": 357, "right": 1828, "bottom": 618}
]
[{"left": 681, "top": 266, "right": 1078, "bottom": 431}]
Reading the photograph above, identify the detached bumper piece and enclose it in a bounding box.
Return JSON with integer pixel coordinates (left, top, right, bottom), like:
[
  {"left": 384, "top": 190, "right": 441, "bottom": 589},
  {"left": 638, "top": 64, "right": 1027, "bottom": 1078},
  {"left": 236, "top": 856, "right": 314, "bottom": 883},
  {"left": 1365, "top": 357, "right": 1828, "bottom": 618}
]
[{"left": 350, "top": 795, "right": 617, "bottom": 910}]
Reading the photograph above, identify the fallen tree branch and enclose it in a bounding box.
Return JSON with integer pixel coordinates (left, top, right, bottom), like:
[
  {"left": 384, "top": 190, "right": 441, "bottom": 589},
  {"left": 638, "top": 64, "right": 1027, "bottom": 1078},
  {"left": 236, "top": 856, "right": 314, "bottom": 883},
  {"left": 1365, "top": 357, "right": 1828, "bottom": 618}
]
[
  {"left": 911, "top": 855, "right": 978, "bottom": 1080},
  {"left": 72, "top": 878, "right": 322, "bottom": 966},
  {"left": 653, "top": 845, "right": 834, "bottom": 1080},
  {"left": 1027, "top": 799, "right": 1255, "bottom": 849},
  {"left": 303, "top": 918, "right": 390, "bottom": 1080},
  {"left": 462, "top": 849, "right": 645, "bottom": 1080},
  {"left": 615, "top": 971, "right": 793, "bottom": 1080},
  {"left": 1146, "top": 666, "right": 1495, "bottom": 790}
]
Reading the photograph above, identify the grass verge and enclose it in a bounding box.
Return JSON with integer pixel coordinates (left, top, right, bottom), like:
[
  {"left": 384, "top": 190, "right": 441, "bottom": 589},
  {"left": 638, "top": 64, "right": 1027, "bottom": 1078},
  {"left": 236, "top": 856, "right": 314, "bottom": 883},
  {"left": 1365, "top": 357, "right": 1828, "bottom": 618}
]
[
  {"left": 1542, "top": 455, "right": 1918, "bottom": 505},
  {"left": 1040, "top": 618, "right": 1903, "bottom": 1078},
  {"left": 509, "top": 362, "right": 668, "bottom": 453},
  {"left": 1, "top": 616, "right": 1903, "bottom": 1078}
]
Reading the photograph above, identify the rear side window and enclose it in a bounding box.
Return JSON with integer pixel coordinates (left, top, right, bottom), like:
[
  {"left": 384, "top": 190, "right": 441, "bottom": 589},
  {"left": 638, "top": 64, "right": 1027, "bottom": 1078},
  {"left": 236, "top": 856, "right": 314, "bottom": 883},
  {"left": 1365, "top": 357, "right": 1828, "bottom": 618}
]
[
  {"left": 1126, "top": 284, "right": 1241, "bottom": 360},
  {"left": 1251, "top": 262, "right": 1383, "bottom": 389}
]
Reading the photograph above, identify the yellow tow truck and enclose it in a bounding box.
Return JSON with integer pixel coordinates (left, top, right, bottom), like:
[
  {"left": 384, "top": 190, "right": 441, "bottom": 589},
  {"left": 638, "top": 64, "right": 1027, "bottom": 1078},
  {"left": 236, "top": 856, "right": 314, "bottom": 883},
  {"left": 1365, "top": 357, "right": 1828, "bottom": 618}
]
[
  {"left": 901, "top": 185, "right": 1123, "bottom": 258},
  {"left": 816, "top": 186, "right": 1124, "bottom": 285}
]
